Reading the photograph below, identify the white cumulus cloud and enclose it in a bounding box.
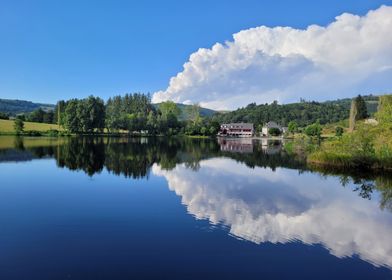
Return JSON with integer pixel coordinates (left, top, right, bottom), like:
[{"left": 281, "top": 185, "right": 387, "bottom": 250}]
[{"left": 152, "top": 5, "right": 392, "bottom": 110}]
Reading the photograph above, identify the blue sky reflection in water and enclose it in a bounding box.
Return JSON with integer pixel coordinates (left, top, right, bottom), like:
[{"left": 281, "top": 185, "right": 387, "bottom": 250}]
[{"left": 0, "top": 137, "right": 391, "bottom": 279}]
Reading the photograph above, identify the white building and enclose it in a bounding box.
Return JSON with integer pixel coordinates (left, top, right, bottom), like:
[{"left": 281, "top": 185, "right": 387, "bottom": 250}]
[
  {"left": 218, "top": 123, "right": 254, "bottom": 137},
  {"left": 261, "top": 121, "right": 282, "bottom": 137}
]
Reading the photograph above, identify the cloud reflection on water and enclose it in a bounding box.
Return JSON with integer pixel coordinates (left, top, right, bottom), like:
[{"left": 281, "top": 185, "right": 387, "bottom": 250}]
[{"left": 153, "top": 158, "right": 392, "bottom": 269}]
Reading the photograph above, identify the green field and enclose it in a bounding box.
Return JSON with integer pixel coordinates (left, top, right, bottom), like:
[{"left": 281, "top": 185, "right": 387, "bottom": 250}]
[{"left": 0, "top": 119, "right": 62, "bottom": 133}]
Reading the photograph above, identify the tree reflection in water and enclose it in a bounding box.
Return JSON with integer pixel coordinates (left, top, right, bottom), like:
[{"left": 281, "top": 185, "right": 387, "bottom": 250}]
[{"left": 0, "top": 135, "right": 391, "bottom": 210}]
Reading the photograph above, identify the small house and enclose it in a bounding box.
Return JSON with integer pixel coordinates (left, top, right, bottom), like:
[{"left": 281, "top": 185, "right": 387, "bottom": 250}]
[{"left": 261, "top": 121, "right": 282, "bottom": 137}]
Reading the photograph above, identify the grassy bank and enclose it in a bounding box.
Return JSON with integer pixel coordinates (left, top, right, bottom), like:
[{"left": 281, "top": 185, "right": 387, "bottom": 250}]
[
  {"left": 0, "top": 119, "right": 63, "bottom": 134},
  {"left": 306, "top": 98, "right": 392, "bottom": 170},
  {"left": 307, "top": 125, "right": 392, "bottom": 170}
]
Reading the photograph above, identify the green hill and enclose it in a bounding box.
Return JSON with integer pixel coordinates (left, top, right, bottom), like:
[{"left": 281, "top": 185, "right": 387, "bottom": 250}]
[
  {"left": 0, "top": 98, "right": 55, "bottom": 115},
  {"left": 211, "top": 95, "right": 380, "bottom": 127}
]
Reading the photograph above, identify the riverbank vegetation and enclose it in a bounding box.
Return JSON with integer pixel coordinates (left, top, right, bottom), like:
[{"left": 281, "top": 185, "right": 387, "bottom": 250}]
[{"left": 307, "top": 95, "right": 392, "bottom": 170}]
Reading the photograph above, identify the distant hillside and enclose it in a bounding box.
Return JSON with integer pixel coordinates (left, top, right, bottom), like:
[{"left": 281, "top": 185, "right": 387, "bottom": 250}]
[
  {"left": 153, "top": 103, "right": 218, "bottom": 120},
  {"left": 0, "top": 99, "right": 55, "bottom": 115},
  {"left": 211, "top": 95, "right": 381, "bottom": 127}
]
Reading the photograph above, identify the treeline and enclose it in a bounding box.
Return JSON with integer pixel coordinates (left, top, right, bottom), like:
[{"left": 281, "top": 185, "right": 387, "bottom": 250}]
[
  {"left": 0, "top": 108, "right": 55, "bottom": 123},
  {"left": 211, "top": 95, "right": 379, "bottom": 127},
  {"left": 56, "top": 93, "right": 220, "bottom": 135}
]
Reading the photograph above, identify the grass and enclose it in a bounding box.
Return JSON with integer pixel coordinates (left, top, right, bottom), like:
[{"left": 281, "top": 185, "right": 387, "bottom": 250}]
[
  {"left": 0, "top": 119, "right": 63, "bottom": 133},
  {"left": 307, "top": 121, "right": 392, "bottom": 170}
]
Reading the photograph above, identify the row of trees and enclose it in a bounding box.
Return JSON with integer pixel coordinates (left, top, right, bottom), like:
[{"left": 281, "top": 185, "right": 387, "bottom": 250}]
[
  {"left": 0, "top": 109, "right": 55, "bottom": 123},
  {"left": 55, "top": 94, "right": 220, "bottom": 135}
]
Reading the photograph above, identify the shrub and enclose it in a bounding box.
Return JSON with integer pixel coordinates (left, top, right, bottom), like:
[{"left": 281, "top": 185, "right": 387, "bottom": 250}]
[
  {"left": 268, "top": 127, "right": 281, "bottom": 136},
  {"left": 304, "top": 122, "right": 322, "bottom": 138},
  {"left": 335, "top": 126, "right": 344, "bottom": 137}
]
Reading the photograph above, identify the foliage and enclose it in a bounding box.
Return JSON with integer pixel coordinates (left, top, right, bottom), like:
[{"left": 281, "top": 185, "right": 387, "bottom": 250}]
[
  {"left": 159, "top": 101, "right": 181, "bottom": 119},
  {"left": 288, "top": 121, "right": 298, "bottom": 134},
  {"left": 355, "top": 95, "right": 369, "bottom": 120},
  {"left": 27, "top": 108, "right": 55, "bottom": 124},
  {"left": 61, "top": 96, "right": 105, "bottom": 134},
  {"left": 304, "top": 122, "right": 322, "bottom": 138},
  {"left": 349, "top": 95, "right": 369, "bottom": 131},
  {"left": 210, "top": 95, "right": 379, "bottom": 128},
  {"left": 0, "top": 112, "right": 9, "bottom": 120},
  {"left": 308, "top": 95, "right": 392, "bottom": 170},
  {"left": 335, "top": 126, "right": 344, "bottom": 137},
  {"left": 376, "top": 95, "right": 392, "bottom": 124},
  {"left": 268, "top": 127, "right": 281, "bottom": 136},
  {"left": 14, "top": 118, "right": 24, "bottom": 135},
  {"left": 106, "top": 93, "right": 152, "bottom": 133}
]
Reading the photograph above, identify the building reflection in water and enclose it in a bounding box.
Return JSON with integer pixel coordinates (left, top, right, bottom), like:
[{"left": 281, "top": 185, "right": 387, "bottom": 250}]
[
  {"left": 218, "top": 137, "right": 285, "bottom": 155},
  {"left": 218, "top": 138, "right": 254, "bottom": 153}
]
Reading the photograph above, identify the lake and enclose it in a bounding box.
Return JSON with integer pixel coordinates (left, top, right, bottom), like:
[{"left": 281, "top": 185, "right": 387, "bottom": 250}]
[{"left": 0, "top": 136, "right": 391, "bottom": 279}]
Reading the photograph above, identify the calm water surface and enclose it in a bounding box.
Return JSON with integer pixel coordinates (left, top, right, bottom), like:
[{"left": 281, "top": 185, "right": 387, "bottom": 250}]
[{"left": 0, "top": 136, "right": 391, "bottom": 279}]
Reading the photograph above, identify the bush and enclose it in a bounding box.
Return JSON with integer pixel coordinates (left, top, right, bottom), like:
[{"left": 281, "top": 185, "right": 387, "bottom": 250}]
[
  {"left": 305, "top": 122, "right": 322, "bottom": 137},
  {"left": 335, "top": 126, "right": 344, "bottom": 137},
  {"left": 46, "top": 129, "right": 59, "bottom": 136},
  {"left": 268, "top": 127, "right": 281, "bottom": 136}
]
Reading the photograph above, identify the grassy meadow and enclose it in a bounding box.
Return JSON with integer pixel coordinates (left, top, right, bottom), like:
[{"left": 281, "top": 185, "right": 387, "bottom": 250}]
[{"left": 0, "top": 119, "right": 62, "bottom": 134}]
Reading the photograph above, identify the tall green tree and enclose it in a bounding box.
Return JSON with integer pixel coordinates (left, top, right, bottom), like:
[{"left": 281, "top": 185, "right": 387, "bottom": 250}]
[
  {"left": 159, "top": 101, "right": 180, "bottom": 120},
  {"left": 355, "top": 95, "right": 369, "bottom": 120},
  {"left": 288, "top": 121, "right": 298, "bottom": 134},
  {"left": 64, "top": 99, "right": 80, "bottom": 133},
  {"left": 14, "top": 118, "right": 24, "bottom": 135},
  {"left": 376, "top": 95, "right": 392, "bottom": 125}
]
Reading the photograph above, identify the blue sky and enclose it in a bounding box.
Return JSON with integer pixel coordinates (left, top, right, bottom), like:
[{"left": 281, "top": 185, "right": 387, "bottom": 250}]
[{"left": 0, "top": 0, "right": 390, "bottom": 106}]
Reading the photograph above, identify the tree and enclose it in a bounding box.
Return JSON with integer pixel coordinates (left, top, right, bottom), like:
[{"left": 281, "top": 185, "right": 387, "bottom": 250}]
[
  {"left": 350, "top": 95, "right": 369, "bottom": 132},
  {"left": 288, "top": 121, "right": 298, "bottom": 134},
  {"left": 349, "top": 99, "right": 358, "bottom": 132},
  {"left": 268, "top": 127, "right": 281, "bottom": 136},
  {"left": 159, "top": 101, "right": 180, "bottom": 120},
  {"left": 43, "top": 111, "right": 54, "bottom": 124},
  {"left": 305, "top": 122, "right": 322, "bottom": 138},
  {"left": 186, "top": 103, "right": 201, "bottom": 125},
  {"left": 29, "top": 108, "right": 45, "bottom": 123},
  {"left": 355, "top": 95, "right": 368, "bottom": 120},
  {"left": 14, "top": 118, "right": 24, "bottom": 135},
  {"left": 0, "top": 112, "right": 9, "bottom": 120},
  {"left": 85, "top": 96, "right": 105, "bottom": 133},
  {"left": 54, "top": 100, "right": 66, "bottom": 127},
  {"left": 335, "top": 126, "right": 344, "bottom": 137},
  {"left": 146, "top": 111, "right": 157, "bottom": 134},
  {"left": 64, "top": 99, "right": 80, "bottom": 133},
  {"left": 376, "top": 95, "right": 392, "bottom": 125}
]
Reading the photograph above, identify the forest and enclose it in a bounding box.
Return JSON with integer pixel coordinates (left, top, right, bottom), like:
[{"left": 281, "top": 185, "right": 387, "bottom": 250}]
[{"left": 210, "top": 95, "right": 379, "bottom": 127}]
